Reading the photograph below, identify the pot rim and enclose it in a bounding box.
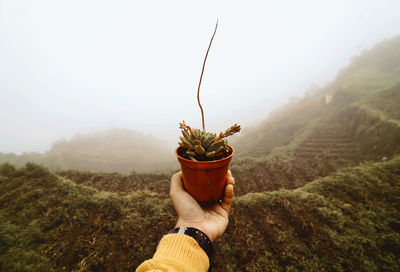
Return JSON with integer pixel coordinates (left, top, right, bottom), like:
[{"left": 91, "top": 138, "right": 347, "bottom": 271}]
[{"left": 175, "top": 144, "right": 235, "bottom": 163}]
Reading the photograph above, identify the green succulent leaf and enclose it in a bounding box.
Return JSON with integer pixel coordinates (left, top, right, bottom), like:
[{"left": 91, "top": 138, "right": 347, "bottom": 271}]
[
  {"left": 194, "top": 145, "right": 205, "bottom": 155},
  {"left": 178, "top": 142, "right": 186, "bottom": 148},
  {"left": 205, "top": 151, "right": 216, "bottom": 157},
  {"left": 182, "top": 130, "right": 189, "bottom": 139},
  {"left": 179, "top": 136, "right": 193, "bottom": 149},
  {"left": 209, "top": 140, "right": 223, "bottom": 151},
  {"left": 204, "top": 135, "right": 214, "bottom": 149},
  {"left": 214, "top": 145, "right": 223, "bottom": 154}
]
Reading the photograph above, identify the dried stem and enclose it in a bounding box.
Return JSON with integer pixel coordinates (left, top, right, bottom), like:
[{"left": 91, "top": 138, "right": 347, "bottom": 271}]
[{"left": 197, "top": 19, "right": 218, "bottom": 131}]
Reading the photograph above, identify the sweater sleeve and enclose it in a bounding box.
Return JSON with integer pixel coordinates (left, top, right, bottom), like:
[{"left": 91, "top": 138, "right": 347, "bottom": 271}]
[{"left": 136, "top": 234, "right": 210, "bottom": 272}]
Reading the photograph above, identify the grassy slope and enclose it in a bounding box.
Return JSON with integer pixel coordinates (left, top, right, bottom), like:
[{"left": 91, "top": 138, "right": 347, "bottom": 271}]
[
  {"left": 1, "top": 158, "right": 399, "bottom": 271},
  {"left": 218, "top": 157, "right": 400, "bottom": 271},
  {"left": 230, "top": 97, "right": 400, "bottom": 196},
  {"left": 0, "top": 163, "right": 175, "bottom": 271},
  {"left": 55, "top": 169, "right": 173, "bottom": 197}
]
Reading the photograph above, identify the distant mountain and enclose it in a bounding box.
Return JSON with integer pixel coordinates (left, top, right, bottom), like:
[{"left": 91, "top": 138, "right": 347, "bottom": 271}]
[{"left": 0, "top": 128, "right": 177, "bottom": 173}]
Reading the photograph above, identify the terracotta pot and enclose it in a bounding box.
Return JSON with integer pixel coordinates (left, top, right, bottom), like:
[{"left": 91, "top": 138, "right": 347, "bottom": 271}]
[{"left": 175, "top": 145, "right": 234, "bottom": 202}]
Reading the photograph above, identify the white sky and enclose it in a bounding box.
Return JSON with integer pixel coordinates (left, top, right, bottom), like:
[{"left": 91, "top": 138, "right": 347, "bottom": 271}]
[{"left": 1, "top": 0, "right": 400, "bottom": 154}]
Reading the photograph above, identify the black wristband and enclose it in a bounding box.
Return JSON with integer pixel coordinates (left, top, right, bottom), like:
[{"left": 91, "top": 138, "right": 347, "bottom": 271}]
[{"left": 169, "top": 226, "right": 214, "bottom": 271}]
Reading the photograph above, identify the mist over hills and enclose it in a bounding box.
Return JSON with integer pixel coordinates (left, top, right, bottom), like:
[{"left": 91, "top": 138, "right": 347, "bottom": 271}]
[
  {"left": 2, "top": 35, "right": 400, "bottom": 175},
  {"left": 1, "top": 35, "right": 400, "bottom": 271},
  {"left": 232, "top": 34, "right": 400, "bottom": 159},
  {"left": 0, "top": 128, "right": 176, "bottom": 173}
]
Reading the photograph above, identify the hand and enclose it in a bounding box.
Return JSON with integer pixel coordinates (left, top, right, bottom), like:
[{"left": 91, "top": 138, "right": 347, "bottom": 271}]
[{"left": 169, "top": 170, "right": 235, "bottom": 242}]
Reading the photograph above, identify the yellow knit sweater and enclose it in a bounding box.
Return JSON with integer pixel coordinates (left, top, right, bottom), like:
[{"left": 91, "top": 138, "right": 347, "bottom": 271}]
[{"left": 136, "top": 234, "right": 209, "bottom": 272}]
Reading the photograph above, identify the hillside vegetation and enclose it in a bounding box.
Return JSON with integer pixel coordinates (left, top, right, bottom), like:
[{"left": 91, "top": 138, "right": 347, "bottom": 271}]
[
  {"left": 1, "top": 35, "right": 400, "bottom": 271},
  {"left": 229, "top": 35, "right": 400, "bottom": 196},
  {"left": 1, "top": 157, "right": 399, "bottom": 271}
]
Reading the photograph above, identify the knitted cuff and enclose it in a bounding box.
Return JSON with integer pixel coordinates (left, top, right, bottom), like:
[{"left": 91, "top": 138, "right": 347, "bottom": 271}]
[{"left": 152, "top": 234, "right": 209, "bottom": 271}]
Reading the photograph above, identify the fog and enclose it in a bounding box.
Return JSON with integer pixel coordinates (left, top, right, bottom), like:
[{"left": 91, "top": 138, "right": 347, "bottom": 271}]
[{"left": 1, "top": 0, "right": 400, "bottom": 154}]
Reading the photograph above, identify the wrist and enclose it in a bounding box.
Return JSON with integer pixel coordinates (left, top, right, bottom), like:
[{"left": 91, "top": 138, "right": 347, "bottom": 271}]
[{"left": 175, "top": 221, "right": 214, "bottom": 242}]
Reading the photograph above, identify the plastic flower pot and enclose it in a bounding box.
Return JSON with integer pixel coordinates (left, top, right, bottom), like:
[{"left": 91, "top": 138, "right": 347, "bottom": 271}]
[{"left": 175, "top": 145, "right": 234, "bottom": 202}]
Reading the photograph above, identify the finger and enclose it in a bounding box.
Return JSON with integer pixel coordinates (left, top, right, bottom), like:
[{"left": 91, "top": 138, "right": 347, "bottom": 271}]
[
  {"left": 227, "top": 169, "right": 235, "bottom": 185},
  {"left": 220, "top": 183, "right": 234, "bottom": 214},
  {"left": 227, "top": 174, "right": 235, "bottom": 186},
  {"left": 169, "top": 172, "right": 198, "bottom": 210},
  {"left": 170, "top": 172, "right": 191, "bottom": 203},
  {"left": 170, "top": 171, "right": 183, "bottom": 196}
]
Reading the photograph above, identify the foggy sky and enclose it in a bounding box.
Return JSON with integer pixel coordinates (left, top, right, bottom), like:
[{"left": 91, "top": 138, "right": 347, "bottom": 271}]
[{"left": 1, "top": 0, "right": 400, "bottom": 154}]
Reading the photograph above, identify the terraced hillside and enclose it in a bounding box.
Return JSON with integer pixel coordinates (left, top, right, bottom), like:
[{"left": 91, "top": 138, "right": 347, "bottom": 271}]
[
  {"left": 229, "top": 35, "right": 400, "bottom": 197},
  {"left": 1, "top": 34, "right": 400, "bottom": 271},
  {"left": 231, "top": 100, "right": 400, "bottom": 196},
  {"left": 1, "top": 156, "right": 399, "bottom": 271},
  {"left": 293, "top": 123, "right": 361, "bottom": 162}
]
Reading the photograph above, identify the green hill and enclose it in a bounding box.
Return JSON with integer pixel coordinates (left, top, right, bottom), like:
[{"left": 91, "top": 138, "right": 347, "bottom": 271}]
[{"left": 1, "top": 34, "right": 400, "bottom": 271}]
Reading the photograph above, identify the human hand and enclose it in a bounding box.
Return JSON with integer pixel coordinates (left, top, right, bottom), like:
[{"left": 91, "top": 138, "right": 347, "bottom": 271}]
[{"left": 170, "top": 170, "right": 235, "bottom": 242}]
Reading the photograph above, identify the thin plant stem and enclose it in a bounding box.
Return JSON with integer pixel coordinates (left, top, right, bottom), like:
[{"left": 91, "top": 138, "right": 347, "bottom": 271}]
[{"left": 197, "top": 19, "right": 218, "bottom": 131}]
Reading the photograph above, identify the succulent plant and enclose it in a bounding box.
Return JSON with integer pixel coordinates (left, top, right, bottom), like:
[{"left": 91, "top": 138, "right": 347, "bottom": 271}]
[
  {"left": 177, "top": 20, "right": 241, "bottom": 161},
  {"left": 178, "top": 121, "right": 241, "bottom": 161}
]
